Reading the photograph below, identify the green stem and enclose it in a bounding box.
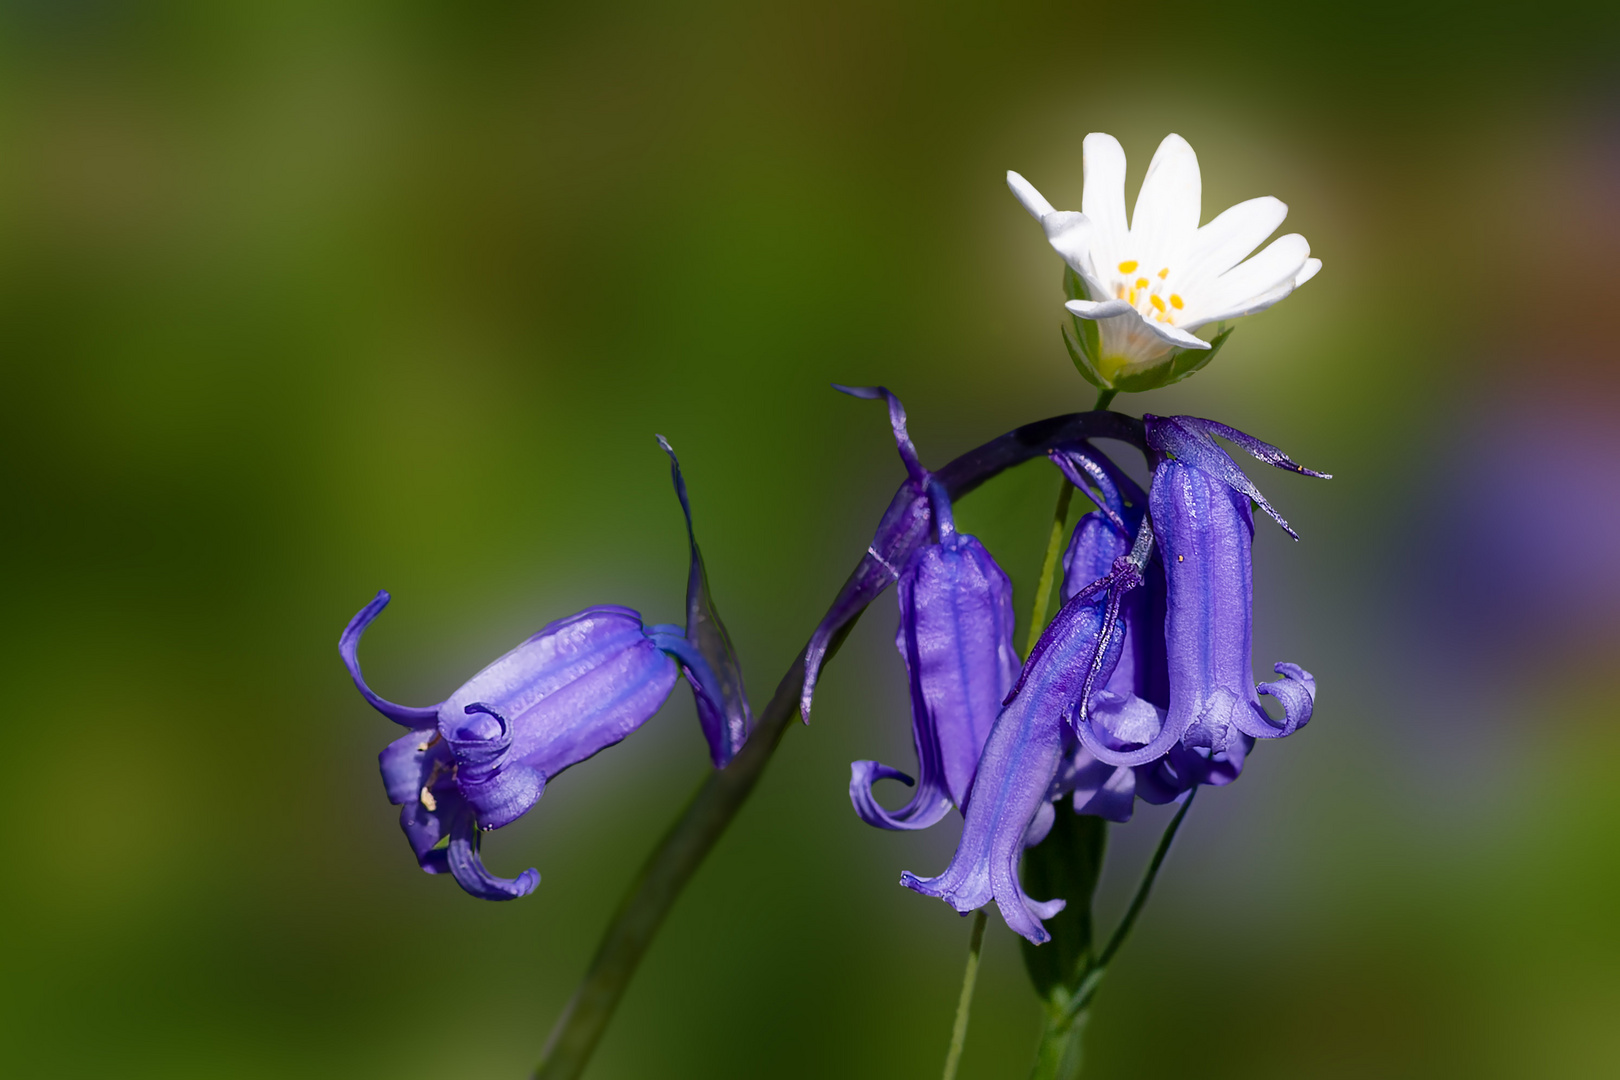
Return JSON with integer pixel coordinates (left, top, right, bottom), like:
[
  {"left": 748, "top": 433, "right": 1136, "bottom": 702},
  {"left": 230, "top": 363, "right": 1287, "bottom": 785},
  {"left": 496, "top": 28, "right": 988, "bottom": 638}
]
[
  {"left": 1091, "top": 786, "right": 1196, "bottom": 977},
  {"left": 1028, "top": 789, "right": 1197, "bottom": 1078},
  {"left": 1029, "top": 1002, "right": 1089, "bottom": 1080},
  {"left": 535, "top": 653, "right": 809, "bottom": 1079},
  {"left": 941, "top": 909, "right": 989, "bottom": 1080},
  {"left": 1025, "top": 482, "right": 1075, "bottom": 657},
  {"left": 1091, "top": 388, "right": 1117, "bottom": 412}
]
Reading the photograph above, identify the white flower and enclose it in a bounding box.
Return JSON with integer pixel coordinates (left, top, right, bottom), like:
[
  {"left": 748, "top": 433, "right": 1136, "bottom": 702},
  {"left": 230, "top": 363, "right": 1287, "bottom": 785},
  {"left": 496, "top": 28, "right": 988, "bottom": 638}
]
[{"left": 1009, "top": 133, "right": 1320, "bottom": 387}]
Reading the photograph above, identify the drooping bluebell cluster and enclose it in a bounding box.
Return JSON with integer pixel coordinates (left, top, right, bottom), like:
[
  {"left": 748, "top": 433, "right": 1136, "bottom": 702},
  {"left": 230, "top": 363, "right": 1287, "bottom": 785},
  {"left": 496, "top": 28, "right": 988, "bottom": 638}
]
[
  {"left": 340, "top": 440, "right": 750, "bottom": 900},
  {"left": 836, "top": 393, "right": 1329, "bottom": 943}
]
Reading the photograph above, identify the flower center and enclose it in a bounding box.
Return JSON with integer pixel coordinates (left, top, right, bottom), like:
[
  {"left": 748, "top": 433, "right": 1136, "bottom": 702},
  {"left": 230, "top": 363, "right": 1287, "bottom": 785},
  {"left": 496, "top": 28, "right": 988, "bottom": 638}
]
[{"left": 1111, "top": 260, "right": 1185, "bottom": 325}]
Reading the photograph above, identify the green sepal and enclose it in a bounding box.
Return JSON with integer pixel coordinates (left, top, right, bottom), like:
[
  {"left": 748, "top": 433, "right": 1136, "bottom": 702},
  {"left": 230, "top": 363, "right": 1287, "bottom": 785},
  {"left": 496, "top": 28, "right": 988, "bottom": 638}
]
[
  {"left": 1060, "top": 267, "right": 1108, "bottom": 389},
  {"left": 1061, "top": 265, "right": 1089, "bottom": 304},
  {"left": 1061, "top": 322, "right": 1104, "bottom": 390},
  {"left": 1108, "top": 323, "right": 1235, "bottom": 394},
  {"left": 1019, "top": 808, "right": 1108, "bottom": 998}
]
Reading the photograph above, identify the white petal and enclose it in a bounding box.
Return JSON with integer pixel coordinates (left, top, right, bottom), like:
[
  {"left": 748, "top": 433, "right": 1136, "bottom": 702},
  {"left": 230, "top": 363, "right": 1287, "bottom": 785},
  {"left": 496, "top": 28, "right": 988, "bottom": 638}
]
[
  {"left": 1294, "top": 257, "right": 1322, "bottom": 287},
  {"left": 1068, "top": 301, "right": 1206, "bottom": 346},
  {"left": 1137, "top": 319, "right": 1208, "bottom": 350},
  {"left": 1184, "top": 196, "right": 1288, "bottom": 283},
  {"left": 1182, "top": 280, "right": 1295, "bottom": 328},
  {"left": 1065, "top": 298, "right": 1135, "bottom": 320},
  {"left": 1184, "top": 232, "right": 1311, "bottom": 325},
  {"left": 1042, "top": 210, "right": 1096, "bottom": 279},
  {"left": 1007, "top": 171, "right": 1055, "bottom": 222},
  {"left": 1081, "top": 133, "right": 1129, "bottom": 262},
  {"left": 1129, "top": 134, "right": 1201, "bottom": 259}
]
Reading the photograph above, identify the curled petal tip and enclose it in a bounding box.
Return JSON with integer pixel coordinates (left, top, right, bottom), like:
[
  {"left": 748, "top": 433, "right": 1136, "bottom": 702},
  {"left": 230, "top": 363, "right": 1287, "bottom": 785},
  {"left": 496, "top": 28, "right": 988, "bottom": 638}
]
[
  {"left": 897, "top": 870, "right": 933, "bottom": 894},
  {"left": 447, "top": 813, "right": 542, "bottom": 901},
  {"left": 833, "top": 383, "right": 926, "bottom": 482},
  {"left": 340, "top": 591, "right": 442, "bottom": 728}
]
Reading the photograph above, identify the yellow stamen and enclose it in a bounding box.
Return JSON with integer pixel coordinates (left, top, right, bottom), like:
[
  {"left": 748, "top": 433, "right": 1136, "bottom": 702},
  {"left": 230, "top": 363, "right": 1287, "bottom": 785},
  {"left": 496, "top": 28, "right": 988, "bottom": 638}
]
[
  {"left": 1135, "top": 277, "right": 1150, "bottom": 290},
  {"left": 420, "top": 786, "right": 438, "bottom": 812},
  {"left": 1170, "top": 294, "right": 1184, "bottom": 309},
  {"left": 1118, "top": 260, "right": 1138, "bottom": 273},
  {"left": 1115, "top": 284, "right": 1126, "bottom": 300},
  {"left": 1157, "top": 267, "right": 1169, "bottom": 279},
  {"left": 1150, "top": 295, "right": 1166, "bottom": 313}
]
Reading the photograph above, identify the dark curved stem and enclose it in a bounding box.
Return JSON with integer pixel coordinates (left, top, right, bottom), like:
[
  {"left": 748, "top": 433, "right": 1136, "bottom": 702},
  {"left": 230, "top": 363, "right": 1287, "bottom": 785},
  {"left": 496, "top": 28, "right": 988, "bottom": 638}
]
[{"left": 534, "top": 411, "right": 1147, "bottom": 1080}]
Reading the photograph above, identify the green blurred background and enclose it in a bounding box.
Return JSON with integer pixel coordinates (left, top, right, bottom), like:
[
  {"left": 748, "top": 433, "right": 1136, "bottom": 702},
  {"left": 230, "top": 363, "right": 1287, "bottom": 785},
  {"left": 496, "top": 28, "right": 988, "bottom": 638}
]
[{"left": 3, "top": 2, "right": 1618, "bottom": 1077}]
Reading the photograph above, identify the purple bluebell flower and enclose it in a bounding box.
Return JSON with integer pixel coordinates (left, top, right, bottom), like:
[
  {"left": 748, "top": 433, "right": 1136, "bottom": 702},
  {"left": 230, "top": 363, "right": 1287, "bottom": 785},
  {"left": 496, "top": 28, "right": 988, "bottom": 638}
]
[
  {"left": 1076, "top": 415, "right": 1328, "bottom": 792},
  {"left": 849, "top": 478, "right": 1021, "bottom": 830},
  {"left": 1046, "top": 445, "right": 1171, "bottom": 824},
  {"left": 901, "top": 520, "right": 1150, "bottom": 944},
  {"left": 802, "top": 386, "right": 935, "bottom": 721},
  {"left": 342, "top": 442, "right": 748, "bottom": 901}
]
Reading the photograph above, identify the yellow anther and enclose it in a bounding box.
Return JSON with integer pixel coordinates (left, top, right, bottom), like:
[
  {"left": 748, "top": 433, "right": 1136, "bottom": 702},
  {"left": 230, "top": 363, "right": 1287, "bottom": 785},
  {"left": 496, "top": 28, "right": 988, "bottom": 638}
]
[
  {"left": 1150, "top": 295, "right": 1166, "bottom": 313},
  {"left": 1115, "top": 284, "right": 1126, "bottom": 299},
  {"left": 1135, "top": 277, "right": 1150, "bottom": 290},
  {"left": 1170, "top": 294, "right": 1184, "bottom": 309},
  {"left": 1158, "top": 267, "right": 1169, "bottom": 279},
  {"left": 420, "top": 786, "right": 438, "bottom": 812},
  {"left": 1118, "top": 260, "right": 1138, "bottom": 273}
]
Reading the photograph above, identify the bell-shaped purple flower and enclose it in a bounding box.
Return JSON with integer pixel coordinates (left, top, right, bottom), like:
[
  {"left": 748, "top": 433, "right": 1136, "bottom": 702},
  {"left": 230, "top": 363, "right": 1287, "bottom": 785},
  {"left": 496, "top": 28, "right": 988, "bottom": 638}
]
[
  {"left": 343, "top": 442, "right": 749, "bottom": 901},
  {"left": 901, "top": 528, "right": 1147, "bottom": 945},
  {"left": 1045, "top": 445, "right": 1171, "bottom": 824},
  {"left": 349, "top": 598, "right": 684, "bottom": 900},
  {"left": 849, "top": 481, "right": 1021, "bottom": 830},
  {"left": 1076, "top": 415, "right": 1328, "bottom": 791}
]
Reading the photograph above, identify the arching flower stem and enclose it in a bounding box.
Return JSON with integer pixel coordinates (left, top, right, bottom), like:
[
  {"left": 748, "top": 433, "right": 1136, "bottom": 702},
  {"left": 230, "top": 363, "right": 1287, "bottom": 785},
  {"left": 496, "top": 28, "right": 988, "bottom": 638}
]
[{"left": 534, "top": 409, "right": 1147, "bottom": 1080}]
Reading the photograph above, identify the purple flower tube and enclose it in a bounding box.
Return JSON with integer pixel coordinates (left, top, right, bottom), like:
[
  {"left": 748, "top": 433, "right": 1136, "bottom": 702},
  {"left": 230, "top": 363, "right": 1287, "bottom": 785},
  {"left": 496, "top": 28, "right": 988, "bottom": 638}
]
[{"left": 342, "top": 443, "right": 750, "bottom": 901}]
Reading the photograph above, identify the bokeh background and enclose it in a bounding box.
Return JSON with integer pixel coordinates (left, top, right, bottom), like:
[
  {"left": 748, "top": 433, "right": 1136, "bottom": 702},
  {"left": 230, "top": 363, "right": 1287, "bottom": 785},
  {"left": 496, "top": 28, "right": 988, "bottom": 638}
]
[{"left": 3, "top": 3, "right": 1617, "bottom": 1078}]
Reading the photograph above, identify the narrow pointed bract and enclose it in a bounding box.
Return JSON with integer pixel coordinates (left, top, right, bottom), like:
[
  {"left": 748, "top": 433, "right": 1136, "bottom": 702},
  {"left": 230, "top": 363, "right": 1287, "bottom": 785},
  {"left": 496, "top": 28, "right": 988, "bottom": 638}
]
[
  {"left": 658, "top": 435, "right": 752, "bottom": 767},
  {"left": 850, "top": 482, "right": 1020, "bottom": 829},
  {"left": 802, "top": 385, "right": 934, "bottom": 721},
  {"left": 341, "top": 445, "right": 750, "bottom": 900}
]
